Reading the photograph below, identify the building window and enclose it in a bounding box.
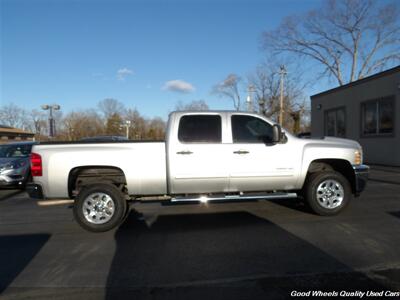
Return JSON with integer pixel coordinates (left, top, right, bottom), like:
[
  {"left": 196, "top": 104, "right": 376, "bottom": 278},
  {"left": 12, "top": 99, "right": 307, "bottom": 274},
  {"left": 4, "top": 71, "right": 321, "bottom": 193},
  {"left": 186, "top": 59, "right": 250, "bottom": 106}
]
[
  {"left": 361, "top": 97, "right": 394, "bottom": 136},
  {"left": 324, "top": 107, "right": 346, "bottom": 138}
]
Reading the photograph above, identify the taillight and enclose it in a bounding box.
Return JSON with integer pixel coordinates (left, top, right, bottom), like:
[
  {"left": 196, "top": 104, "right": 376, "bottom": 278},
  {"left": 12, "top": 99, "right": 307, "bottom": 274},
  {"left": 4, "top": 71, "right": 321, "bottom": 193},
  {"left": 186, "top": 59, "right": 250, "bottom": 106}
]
[{"left": 30, "top": 153, "right": 42, "bottom": 176}]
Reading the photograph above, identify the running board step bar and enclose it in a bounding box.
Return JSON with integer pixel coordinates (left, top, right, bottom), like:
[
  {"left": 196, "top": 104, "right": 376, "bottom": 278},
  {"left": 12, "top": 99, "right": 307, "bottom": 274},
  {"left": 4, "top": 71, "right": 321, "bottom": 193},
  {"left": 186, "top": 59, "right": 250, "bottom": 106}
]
[{"left": 170, "top": 192, "right": 297, "bottom": 203}]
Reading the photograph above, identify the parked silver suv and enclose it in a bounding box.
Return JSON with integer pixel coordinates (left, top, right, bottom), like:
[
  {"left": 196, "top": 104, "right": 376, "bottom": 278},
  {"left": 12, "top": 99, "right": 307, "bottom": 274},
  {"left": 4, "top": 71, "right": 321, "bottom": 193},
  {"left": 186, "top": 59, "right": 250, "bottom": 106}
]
[{"left": 0, "top": 142, "right": 36, "bottom": 189}]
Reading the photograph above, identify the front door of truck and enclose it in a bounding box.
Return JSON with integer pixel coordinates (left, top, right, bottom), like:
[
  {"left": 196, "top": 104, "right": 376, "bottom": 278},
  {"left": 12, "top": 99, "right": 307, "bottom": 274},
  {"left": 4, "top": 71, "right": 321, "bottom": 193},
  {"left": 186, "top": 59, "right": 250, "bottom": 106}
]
[
  {"left": 228, "top": 114, "right": 297, "bottom": 192},
  {"left": 168, "top": 114, "right": 230, "bottom": 194}
]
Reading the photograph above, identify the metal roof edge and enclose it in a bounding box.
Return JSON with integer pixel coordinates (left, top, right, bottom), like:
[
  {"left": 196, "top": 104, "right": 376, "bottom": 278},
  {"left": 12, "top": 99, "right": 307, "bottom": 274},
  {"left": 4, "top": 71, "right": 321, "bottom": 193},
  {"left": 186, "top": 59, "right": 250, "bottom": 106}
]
[{"left": 311, "top": 65, "right": 400, "bottom": 99}]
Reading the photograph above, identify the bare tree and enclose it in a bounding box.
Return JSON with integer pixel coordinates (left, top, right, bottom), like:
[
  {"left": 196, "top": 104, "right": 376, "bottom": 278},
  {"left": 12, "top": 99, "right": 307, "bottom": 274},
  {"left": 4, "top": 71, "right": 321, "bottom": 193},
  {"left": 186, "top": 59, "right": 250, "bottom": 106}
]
[
  {"left": 125, "top": 108, "right": 147, "bottom": 139},
  {"left": 30, "top": 109, "right": 48, "bottom": 138},
  {"left": 98, "top": 98, "right": 125, "bottom": 121},
  {"left": 62, "top": 110, "right": 104, "bottom": 141},
  {"left": 248, "top": 63, "right": 309, "bottom": 133},
  {"left": 212, "top": 74, "right": 242, "bottom": 110},
  {"left": 249, "top": 65, "right": 280, "bottom": 117},
  {"left": 175, "top": 100, "right": 209, "bottom": 111},
  {"left": 146, "top": 117, "right": 166, "bottom": 140},
  {"left": 262, "top": 0, "right": 400, "bottom": 85},
  {"left": 0, "top": 103, "right": 31, "bottom": 129}
]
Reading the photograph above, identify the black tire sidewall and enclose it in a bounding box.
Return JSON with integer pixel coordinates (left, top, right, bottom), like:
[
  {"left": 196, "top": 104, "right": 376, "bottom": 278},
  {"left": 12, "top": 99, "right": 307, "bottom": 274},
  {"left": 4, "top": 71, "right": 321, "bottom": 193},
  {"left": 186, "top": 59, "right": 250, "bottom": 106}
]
[
  {"left": 306, "top": 171, "right": 352, "bottom": 216},
  {"left": 73, "top": 184, "right": 127, "bottom": 232}
]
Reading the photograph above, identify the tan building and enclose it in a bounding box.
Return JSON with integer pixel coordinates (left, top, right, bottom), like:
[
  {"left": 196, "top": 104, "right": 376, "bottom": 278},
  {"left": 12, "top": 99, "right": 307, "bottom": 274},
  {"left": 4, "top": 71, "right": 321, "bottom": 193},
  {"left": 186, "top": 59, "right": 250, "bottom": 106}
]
[
  {"left": 311, "top": 66, "right": 400, "bottom": 166},
  {"left": 0, "top": 125, "right": 35, "bottom": 144}
]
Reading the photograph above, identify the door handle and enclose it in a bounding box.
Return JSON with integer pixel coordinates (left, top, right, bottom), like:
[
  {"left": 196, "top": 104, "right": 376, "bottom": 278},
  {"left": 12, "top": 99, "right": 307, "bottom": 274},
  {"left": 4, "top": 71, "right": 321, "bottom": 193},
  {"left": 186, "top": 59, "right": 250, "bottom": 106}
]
[
  {"left": 233, "top": 150, "right": 249, "bottom": 154},
  {"left": 177, "top": 150, "right": 193, "bottom": 155}
]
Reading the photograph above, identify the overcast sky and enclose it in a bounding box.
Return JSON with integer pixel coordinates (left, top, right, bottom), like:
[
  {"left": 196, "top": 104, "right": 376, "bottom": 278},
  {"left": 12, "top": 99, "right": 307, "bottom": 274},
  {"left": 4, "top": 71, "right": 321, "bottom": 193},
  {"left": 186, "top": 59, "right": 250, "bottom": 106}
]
[{"left": 1, "top": 0, "right": 335, "bottom": 119}]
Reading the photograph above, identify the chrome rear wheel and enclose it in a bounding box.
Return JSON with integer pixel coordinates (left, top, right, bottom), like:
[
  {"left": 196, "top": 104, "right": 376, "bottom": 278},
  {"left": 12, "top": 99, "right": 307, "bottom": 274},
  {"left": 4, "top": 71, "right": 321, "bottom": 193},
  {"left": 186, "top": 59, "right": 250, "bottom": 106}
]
[
  {"left": 73, "top": 184, "right": 127, "bottom": 232},
  {"left": 82, "top": 192, "right": 115, "bottom": 224}
]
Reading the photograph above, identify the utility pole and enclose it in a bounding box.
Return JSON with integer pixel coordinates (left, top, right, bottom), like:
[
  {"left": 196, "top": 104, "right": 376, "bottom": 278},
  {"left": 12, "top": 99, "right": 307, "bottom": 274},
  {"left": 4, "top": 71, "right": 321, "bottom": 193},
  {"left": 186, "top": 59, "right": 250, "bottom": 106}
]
[
  {"left": 246, "top": 84, "right": 255, "bottom": 112},
  {"left": 279, "top": 65, "right": 287, "bottom": 126}
]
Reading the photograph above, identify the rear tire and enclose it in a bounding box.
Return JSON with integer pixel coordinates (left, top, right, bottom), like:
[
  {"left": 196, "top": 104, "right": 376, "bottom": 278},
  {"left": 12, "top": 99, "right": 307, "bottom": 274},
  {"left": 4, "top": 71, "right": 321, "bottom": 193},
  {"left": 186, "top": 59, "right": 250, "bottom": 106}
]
[
  {"left": 304, "top": 171, "right": 351, "bottom": 216},
  {"left": 73, "top": 183, "right": 127, "bottom": 232}
]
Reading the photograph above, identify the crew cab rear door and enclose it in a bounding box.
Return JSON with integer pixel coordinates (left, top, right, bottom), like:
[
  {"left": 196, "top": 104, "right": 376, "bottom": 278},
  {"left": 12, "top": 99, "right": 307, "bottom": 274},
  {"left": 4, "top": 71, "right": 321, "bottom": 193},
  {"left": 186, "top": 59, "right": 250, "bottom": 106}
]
[{"left": 168, "top": 113, "right": 230, "bottom": 194}]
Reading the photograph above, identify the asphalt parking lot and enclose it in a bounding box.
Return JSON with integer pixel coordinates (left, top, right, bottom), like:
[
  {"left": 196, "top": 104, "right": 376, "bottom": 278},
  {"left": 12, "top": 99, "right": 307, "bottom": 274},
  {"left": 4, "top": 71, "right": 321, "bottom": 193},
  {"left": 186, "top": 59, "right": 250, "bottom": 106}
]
[{"left": 1, "top": 166, "right": 400, "bottom": 299}]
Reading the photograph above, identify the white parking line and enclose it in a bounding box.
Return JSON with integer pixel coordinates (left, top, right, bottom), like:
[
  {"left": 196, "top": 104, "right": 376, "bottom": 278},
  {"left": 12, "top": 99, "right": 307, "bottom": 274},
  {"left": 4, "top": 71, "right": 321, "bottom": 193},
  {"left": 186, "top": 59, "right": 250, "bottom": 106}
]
[{"left": 37, "top": 200, "right": 74, "bottom": 206}]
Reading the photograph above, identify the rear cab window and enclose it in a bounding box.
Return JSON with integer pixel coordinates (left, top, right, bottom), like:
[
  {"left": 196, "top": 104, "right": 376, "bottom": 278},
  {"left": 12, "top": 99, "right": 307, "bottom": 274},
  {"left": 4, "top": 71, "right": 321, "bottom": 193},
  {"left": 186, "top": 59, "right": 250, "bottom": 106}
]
[{"left": 178, "top": 115, "right": 222, "bottom": 143}]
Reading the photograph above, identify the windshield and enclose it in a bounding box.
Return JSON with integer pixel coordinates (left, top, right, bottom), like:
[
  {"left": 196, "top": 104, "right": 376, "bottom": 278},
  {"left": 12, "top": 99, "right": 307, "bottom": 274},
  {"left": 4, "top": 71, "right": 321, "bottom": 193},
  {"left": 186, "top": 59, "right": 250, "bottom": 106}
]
[{"left": 0, "top": 144, "right": 32, "bottom": 158}]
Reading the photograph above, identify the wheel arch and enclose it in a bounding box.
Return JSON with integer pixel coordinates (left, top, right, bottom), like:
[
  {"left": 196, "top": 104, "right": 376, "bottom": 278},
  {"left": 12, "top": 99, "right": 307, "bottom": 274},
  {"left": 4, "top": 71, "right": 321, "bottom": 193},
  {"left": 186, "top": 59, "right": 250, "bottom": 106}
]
[
  {"left": 303, "top": 159, "right": 356, "bottom": 194},
  {"left": 68, "top": 165, "right": 127, "bottom": 198}
]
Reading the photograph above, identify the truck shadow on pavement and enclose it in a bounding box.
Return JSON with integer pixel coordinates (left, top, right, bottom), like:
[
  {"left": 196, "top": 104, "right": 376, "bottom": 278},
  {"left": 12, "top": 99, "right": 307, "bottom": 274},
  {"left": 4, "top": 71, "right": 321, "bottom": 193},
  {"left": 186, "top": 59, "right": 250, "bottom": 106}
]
[
  {"left": 388, "top": 211, "right": 400, "bottom": 220},
  {"left": 267, "top": 198, "right": 310, "bottom": 214},
  {"left": 0, "top": 234, "right": 50, "bottom": 293},
  {"left": 105, "top": 210, "right": 384, "bottom": 299}
]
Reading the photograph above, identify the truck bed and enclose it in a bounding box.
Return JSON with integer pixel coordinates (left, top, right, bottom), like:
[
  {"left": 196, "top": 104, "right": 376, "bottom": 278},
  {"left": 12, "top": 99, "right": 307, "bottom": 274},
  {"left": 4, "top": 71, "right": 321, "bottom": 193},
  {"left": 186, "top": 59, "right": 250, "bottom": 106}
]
[{"left": 32, "top": 141, "right": 167, "bottom": 198}]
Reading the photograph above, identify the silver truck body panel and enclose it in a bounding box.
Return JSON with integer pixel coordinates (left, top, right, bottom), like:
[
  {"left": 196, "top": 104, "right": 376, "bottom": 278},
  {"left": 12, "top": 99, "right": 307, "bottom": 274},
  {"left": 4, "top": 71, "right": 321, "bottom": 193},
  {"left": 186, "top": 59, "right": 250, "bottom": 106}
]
[
  {"left": 32, "top": 111, "right": 362, "bottom": 199},
  {"left": 33, "top": 142, "right": 167, "bottom": 198}
]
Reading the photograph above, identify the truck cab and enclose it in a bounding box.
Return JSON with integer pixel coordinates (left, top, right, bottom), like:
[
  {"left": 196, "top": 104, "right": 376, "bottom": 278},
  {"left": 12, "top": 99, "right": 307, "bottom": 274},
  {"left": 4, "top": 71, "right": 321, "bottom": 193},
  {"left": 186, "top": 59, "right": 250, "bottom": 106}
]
[{"left": 167, "top": 111, "right": 300, "bottom": 194}]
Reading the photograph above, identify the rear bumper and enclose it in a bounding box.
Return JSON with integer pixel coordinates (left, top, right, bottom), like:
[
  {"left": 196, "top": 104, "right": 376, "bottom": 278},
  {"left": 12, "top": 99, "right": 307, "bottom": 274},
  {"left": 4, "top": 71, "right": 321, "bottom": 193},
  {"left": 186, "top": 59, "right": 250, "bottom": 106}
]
[
  {"left": 26, "top": 183, "right": 44, "bottom": 199},
  {"left": 353, "top": 164, "right": 369, "bottom": 196}
]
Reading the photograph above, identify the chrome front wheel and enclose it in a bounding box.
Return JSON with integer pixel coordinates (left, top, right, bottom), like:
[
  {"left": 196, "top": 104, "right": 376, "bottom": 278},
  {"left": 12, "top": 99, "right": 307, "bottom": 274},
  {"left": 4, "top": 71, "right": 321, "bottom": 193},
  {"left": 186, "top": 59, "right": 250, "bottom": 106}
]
[
  {"left": 305, "top": 171, "right": 351, "bottom": 216},
  {"left": 316, "top": 179, "right": 344, "bottom": 209}
]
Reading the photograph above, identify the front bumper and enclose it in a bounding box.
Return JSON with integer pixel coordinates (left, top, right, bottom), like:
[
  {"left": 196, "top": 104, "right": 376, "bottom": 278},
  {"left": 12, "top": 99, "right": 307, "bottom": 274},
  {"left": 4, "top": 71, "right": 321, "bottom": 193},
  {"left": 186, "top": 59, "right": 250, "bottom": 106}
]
[
  {"left": 0, "top": 179, "right": 24, "bottom": 188},
  {"left": 0, "top": 167, "right": 29, "bottom": 188},
  {"left": 353, "top": 164, "right": 369, "bottom": 196},
  {"left": 26, "top": 183, "right": 44, "bottom": 199}
]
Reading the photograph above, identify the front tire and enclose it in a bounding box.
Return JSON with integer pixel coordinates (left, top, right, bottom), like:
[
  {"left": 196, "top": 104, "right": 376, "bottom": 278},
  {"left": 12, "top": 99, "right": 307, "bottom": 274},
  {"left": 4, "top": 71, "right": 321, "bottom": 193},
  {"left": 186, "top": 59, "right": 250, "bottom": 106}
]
[
  {"left": 73, "top": 183, "right": 127, "bottom": 232},
  {"left": 304, "top": 171, "right": 352, "bottom": 216}
]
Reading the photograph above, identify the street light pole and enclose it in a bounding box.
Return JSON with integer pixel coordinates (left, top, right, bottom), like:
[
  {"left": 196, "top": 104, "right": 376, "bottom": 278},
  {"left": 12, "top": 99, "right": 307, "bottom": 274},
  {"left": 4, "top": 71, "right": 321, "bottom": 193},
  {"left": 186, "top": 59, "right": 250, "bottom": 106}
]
[
  {"left": 41, "top": 104, "right": 61, "bottom": 138},
  {"left": 122, "top": 120, "right": 131, "bottom": 139},
  {"left": 279, "top": 65, "right": 287, "bottom": 126},
  {"left": 246, "top": 84, "right": 255, "bottom": 112}
]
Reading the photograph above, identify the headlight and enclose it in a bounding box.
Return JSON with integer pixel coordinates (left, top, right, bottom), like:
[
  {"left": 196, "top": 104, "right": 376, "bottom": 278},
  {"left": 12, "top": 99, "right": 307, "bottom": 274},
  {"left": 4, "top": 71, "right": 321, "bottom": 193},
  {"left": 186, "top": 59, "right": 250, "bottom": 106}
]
[
  {"left": 0, "top": 160, "right": 27, "bottom": 171},
  {"left": 0, "top": 163, "right": 15, "bottom": 171},
  {"left": 354, "top": 150, "right": 362, "bottom": 165}
]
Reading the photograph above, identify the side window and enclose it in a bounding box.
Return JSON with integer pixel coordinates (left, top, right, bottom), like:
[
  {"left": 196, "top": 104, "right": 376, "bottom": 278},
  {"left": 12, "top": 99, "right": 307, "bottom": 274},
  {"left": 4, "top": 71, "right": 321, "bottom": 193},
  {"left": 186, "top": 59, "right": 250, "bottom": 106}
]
[
  {"left": 231, "top": 115, "right": 273, "bottom": 143},
  {"left": 178, "top": 115, "right": 222, "bottom": 143}
]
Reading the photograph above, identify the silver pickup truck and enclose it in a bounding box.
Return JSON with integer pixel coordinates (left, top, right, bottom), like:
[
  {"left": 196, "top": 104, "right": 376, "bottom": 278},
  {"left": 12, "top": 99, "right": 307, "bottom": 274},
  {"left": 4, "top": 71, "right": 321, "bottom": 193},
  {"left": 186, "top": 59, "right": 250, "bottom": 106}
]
[{"left": 27, "top": 111, "right": 369, "bottom": 232}]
